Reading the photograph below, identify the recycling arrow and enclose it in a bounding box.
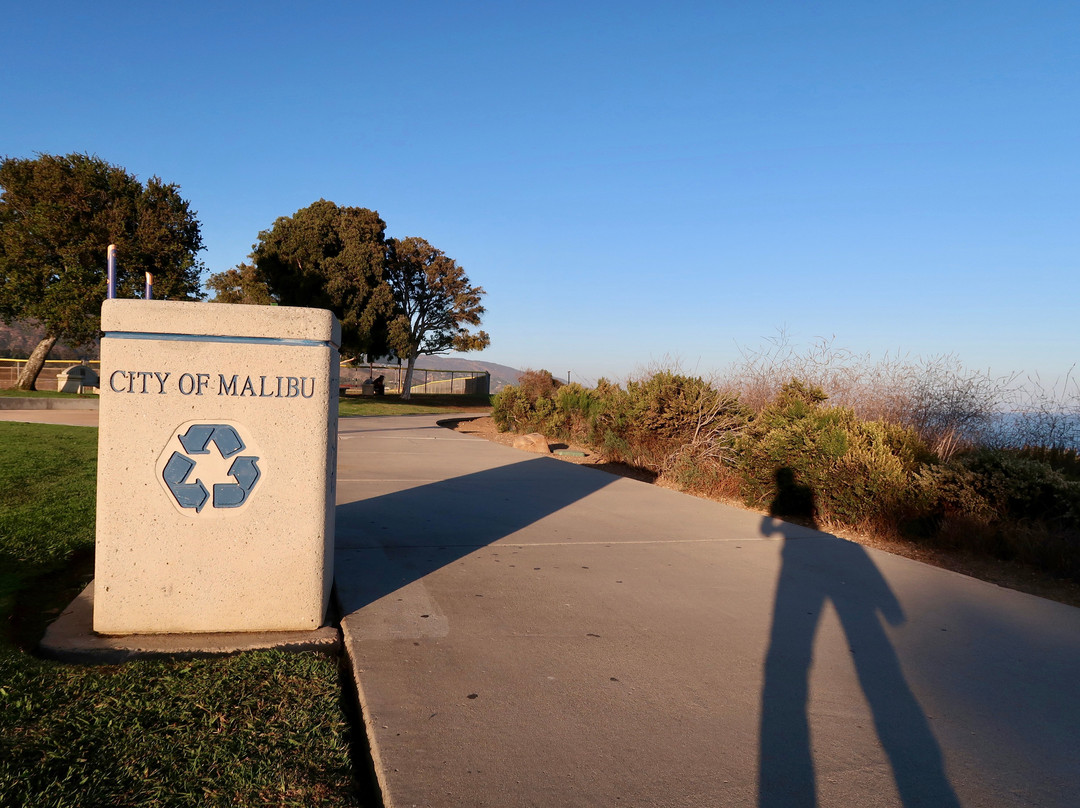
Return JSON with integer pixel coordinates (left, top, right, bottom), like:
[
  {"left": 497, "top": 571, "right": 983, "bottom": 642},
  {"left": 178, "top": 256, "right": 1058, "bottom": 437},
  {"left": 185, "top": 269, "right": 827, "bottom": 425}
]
[
  {"left": 213, "top": 456, "right": 261, "bottom": 508},
  {"left": 162, "top": 452, "right": 210, "bottom": 512},
  {"left": 160, "top": 422, "right": 261, "bottom": 514},
  {"left": 177, "top": 424, "right": 245, "bottom": 458}
]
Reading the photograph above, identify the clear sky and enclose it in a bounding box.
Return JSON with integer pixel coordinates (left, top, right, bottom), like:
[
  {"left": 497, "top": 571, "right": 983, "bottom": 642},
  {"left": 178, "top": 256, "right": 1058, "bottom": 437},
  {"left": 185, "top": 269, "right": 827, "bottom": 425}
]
[{"left": 3, "top": 1, "right": 1077, "bottom": 386}]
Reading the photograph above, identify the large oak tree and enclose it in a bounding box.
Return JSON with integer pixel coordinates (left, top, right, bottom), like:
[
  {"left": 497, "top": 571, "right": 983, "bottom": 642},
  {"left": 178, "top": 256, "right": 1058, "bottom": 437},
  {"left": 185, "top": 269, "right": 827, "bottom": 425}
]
[
  {"left": 250, "top": 200, "right": 394, "bottom": 357},
  {"left": 212, "top": 203, "right": 492, "bottom": 397},
  {"left": 0, "top": 153, "right": 204, "bottom": 389},
  {"left": 385, "top": 236, "right": 489, "bottom": 399}
]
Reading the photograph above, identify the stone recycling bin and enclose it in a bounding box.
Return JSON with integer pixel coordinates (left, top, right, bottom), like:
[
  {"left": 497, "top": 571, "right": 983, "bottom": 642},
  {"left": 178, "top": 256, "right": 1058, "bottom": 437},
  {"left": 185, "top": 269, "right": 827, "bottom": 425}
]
[{"left": 93, "top": 299, "right": 340, "bottom": 634}]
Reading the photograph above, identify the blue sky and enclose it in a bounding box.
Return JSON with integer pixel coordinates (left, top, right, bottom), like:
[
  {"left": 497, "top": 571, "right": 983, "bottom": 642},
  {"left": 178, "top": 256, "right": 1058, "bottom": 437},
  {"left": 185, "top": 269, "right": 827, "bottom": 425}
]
[{"left": 3, "top": 1, "right": 1077, "bottom": 385}]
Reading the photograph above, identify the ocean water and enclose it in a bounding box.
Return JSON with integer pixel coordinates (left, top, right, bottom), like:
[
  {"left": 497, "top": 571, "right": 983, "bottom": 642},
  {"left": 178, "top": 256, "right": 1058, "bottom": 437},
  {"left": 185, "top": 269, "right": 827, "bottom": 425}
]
[{"left": 982, "top": 412, "right": 1080, "bottom": 451}]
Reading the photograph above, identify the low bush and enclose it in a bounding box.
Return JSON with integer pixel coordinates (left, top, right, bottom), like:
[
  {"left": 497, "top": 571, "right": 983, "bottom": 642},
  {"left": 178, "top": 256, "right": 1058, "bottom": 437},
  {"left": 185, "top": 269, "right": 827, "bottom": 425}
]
[
  {"left": 491, "top": 369, "right": 562, "bottom": 433},
  {"left": 493, "top": 369, "right": 748, "bottom": 477},
  {"left": 493, "top": 370, "right": 1080, "bottom": 581},
  {"left": 960, "top": 449, "right": 1080, "bottom": 528},
  {"left": 736, "top": 380, "right": 931, "bottom": 527}
]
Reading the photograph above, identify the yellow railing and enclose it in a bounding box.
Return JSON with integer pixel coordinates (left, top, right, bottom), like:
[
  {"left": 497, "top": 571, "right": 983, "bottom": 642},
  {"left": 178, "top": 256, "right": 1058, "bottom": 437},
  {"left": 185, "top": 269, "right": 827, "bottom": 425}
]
[{"left": 0, "top": 358, "right": 101, "bottom": 389}]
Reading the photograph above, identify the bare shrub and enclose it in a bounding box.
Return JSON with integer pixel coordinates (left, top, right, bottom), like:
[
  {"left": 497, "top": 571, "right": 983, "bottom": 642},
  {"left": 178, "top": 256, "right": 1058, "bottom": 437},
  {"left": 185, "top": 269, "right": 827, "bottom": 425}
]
[
  {"left": 983, "top": 367, "right": 1080, "bottom": 452},
  {"left": 891, "top": 356, "right": 1016, "bottom": 461},
  {"left": 721, "top": 332, "right": 1018, "bottom": 460},
  {"left": 516, "top": 368, "right": 562, "bottom": 403}
]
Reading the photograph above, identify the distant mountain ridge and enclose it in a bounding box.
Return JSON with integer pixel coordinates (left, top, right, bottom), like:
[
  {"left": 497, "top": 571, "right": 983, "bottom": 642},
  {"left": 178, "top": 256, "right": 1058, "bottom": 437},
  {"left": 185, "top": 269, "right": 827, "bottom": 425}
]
[{"left": 359, "top": 355, "right": 523, "bottom": 392}]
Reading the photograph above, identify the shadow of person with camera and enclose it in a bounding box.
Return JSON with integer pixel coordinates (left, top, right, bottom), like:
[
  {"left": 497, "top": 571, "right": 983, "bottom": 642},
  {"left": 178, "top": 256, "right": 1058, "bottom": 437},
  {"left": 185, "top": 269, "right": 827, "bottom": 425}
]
[{"left": 758, "top": 468, "right": 959, "bottom": 808}]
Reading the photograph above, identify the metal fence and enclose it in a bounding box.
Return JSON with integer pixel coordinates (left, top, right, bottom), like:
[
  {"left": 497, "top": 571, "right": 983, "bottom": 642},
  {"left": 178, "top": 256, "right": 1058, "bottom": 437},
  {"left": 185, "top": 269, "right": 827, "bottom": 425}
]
[
  {"left": 1, "top": 357, "right": 489, "bottom": 397},
  {"left": 340, "top": 364, "right": 490, "bottom": 396},
  {"left": 0, "top": 358, "right": 101, "bottom": 390}
]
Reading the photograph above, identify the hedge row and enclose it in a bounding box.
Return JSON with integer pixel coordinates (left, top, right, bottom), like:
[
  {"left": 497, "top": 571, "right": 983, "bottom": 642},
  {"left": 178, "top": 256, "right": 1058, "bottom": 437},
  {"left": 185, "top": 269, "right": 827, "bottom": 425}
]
[{"left": 493, "top": 371, "right": 1080, "bottom": 579}]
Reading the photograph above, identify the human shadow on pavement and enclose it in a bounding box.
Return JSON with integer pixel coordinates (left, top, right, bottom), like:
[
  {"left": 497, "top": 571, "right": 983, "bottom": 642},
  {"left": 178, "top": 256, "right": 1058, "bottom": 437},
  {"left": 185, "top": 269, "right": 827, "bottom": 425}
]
[
  {"left": 334, "top": 456, "right": 618, "bottom": 614},
  {"left": 758, "top": 468, "right": 960, "bottom": 808}
]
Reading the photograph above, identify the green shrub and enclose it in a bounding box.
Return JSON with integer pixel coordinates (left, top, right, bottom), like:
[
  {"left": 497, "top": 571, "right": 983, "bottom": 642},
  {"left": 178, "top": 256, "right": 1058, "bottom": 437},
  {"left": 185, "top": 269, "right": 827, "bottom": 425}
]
[
  {"left": 908, "top": 449, "right": 1080, "bottom": 575},
  {"left": 491, "top": 384, "right": 529, "bottom": 432},
  {"left": 737, "top": 380, "right": 929, "bottom": 526},
  {"left": 492, "top": 371, "right": 748, "bottom": 481},
  {"left": 492, "top": 369, "right": 563, "bottom": 433},
  {"left": 625, "top": 372, "right": 719, "bottom": 440},
  {"left": 618, "top": 372, "right": 748, "bottom": 472},
  {"left": 1013, "top": 446, "right": 1080, "bottom": 481},
  {"left": 516, "top": 369, "right": 562, "bottom": 403},
  {"left": 959, "top": 449, "right": 1080, "bottom": 529},
  {"left": 582, "top": 379, "right": 632, "bottom": 449}
]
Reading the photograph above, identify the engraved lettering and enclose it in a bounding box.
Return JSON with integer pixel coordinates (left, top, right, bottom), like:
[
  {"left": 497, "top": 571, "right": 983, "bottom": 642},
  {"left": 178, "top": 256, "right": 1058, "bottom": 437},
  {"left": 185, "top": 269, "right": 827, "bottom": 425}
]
[
  {"left": 138, "top": 370, "right": 153, "bottom": 394},
  {"left": 104, "top": 369, "right": 314, "bottom": 398}
]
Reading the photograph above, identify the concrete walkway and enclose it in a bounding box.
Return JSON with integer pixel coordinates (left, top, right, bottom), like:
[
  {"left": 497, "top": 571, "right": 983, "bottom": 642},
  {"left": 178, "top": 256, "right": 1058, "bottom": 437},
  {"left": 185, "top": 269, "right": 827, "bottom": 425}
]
[
  {"left": 335, "top": 414, "right": 1080, "bottom": 808},
  {"left": 0, "top": 408, "right": 99, "bottom": 426}
]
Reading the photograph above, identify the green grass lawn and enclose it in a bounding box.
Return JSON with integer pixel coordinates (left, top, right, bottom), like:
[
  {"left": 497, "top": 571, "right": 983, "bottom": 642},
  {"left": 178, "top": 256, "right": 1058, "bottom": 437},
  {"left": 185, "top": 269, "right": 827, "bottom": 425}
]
[
  {"left": 338, "top": 392, "right": 491, "bottom": 417},
  {"left": 0, "top": 423, "right": 368, "bottom": 807}
]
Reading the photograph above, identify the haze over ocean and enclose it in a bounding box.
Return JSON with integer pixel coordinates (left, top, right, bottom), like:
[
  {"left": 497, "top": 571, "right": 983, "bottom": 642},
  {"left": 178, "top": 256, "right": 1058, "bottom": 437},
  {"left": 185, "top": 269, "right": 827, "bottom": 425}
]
[{"left": 3, "top": 2, "right": 1077, "bottom": 386}]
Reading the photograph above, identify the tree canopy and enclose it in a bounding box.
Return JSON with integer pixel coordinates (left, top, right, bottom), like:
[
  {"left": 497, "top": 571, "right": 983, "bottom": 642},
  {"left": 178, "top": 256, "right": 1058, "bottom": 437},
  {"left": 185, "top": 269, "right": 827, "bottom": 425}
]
[
  {"left": 385, "top": 236, "right": 489, "bottom": 399},
  {"left": 205, "top": 262, "right": 276, "bottom": 306},
  {"left": 0, "top": 152, "right": 204, "bottom": 388},
  {"left": 207, "top": 201, "right": 492, "bottom": 397},
  {"left": 250, "top": 200, "right": 394, "bottom": 357}
]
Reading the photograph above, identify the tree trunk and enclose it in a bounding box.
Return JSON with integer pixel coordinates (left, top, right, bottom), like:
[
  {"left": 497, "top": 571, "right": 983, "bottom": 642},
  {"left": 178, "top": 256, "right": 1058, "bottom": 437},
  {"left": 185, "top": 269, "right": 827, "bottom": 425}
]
[
  {"left": 15, "top": 335, "right": 59, "bottom": 391},
  {"left": 400, "top": 353, "right": 419, "bottom": 400}
]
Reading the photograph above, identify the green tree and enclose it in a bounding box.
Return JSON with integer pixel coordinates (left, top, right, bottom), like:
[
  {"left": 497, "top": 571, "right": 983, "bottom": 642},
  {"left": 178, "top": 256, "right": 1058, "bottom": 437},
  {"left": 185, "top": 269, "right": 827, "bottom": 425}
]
[
  {"left": 206, "top": 262, "right": 276, "bottom": 305},
  {"left": 250, "top": 200, "right": 393, "bottom": 357},
  {"left": 385, "top": 236, "right": 489, "bottom": 399},
  {"left": 0, "top": 153, "right": 204, "bottom": 389}
]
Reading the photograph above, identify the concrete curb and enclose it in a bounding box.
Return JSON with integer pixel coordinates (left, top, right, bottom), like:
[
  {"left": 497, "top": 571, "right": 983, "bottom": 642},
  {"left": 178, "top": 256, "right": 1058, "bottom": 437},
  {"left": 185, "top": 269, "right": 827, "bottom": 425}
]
[
  {"left": 0, "top": 397, "right": 99, "bottom": 410},
  {"left": 40, "top": 581, "right": 342, "bottom": 664}
]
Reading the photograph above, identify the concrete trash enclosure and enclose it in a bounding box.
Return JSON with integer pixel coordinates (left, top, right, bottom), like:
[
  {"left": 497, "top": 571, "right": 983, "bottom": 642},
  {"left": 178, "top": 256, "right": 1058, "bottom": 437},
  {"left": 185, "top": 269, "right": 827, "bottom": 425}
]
[
  {"left": 93, "top": 299, "right": 340, "bottom": 634},
  {"left": 56, "top": 363, "right": 99, "bottom": 393}
]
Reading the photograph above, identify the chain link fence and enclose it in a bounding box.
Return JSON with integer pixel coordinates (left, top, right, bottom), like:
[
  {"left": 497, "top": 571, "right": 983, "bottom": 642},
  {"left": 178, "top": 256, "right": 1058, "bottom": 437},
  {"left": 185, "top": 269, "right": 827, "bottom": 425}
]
[
  {"left": 0, "top": 358, "right": 101, "bottom": 391},
  {"left": 340, "top": 364, "right": 489, "bottom": 396}
]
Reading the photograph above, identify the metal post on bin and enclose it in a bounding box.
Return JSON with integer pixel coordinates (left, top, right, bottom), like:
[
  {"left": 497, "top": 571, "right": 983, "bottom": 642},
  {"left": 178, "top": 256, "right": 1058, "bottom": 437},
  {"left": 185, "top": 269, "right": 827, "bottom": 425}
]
[{"left": 107, "top": 244, "right": 117, "bottom": 299}]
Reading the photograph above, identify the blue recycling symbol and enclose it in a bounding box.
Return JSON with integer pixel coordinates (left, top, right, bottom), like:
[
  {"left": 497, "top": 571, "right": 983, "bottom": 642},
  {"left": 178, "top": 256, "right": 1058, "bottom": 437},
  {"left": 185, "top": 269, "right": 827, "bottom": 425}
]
[{"left": 162, "top": 424, "right": 261, "bottom": 513}]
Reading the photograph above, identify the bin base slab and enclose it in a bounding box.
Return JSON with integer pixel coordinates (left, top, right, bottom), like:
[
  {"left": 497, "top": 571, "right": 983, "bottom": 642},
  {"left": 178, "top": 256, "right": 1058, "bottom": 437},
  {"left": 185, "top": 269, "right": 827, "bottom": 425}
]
[{"left": 40, "top": 581, "right": 341, "bottom": 664}]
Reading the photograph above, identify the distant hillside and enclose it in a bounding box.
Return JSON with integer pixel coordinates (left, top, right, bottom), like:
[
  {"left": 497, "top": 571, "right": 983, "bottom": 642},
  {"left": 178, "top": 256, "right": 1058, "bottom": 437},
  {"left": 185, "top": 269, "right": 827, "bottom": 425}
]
[
  {"left": 417, "top": 357, "right": 523, "bottom": 392},
  {"left": 0, "top": 320, "right": 97, "bottom": 360},
  {"left": 356, "top": 355, "right": 523, "bottom": 392}
]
